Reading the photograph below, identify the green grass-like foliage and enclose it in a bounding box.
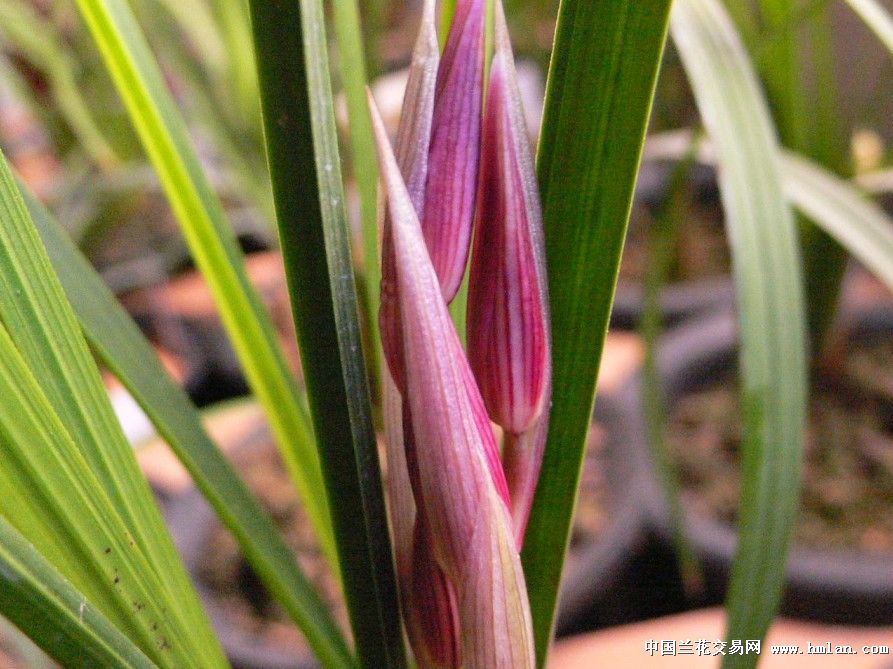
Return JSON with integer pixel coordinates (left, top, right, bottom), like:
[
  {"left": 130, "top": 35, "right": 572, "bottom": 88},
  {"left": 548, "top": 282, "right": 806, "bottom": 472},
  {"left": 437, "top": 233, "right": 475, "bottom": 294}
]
[
  {"left": 71, "top": 0, "right": 334, "bottom": 566},
  {"left": 671, "top": 1, "right": 808, "bottom": 665},
  {"left": 0, "top": 515, "right": 157, "bottom": 669},
  {"left": 520, "top": 1, "right": 673, "bottom": 665},
  {"left": 844, "top": 0, "right": 893, "bottom": 58},
  {"left": 246, "top": 0, "right": 404, "bottom": 666},
  {"left": 781, "top": 152, "right": 893, "bottom": 294},
  {"left": 0, "top": 148, "right": 223, "bottom": 667},
  {"left": 22, "top": 184, "right": 353, "bottom": 668}
]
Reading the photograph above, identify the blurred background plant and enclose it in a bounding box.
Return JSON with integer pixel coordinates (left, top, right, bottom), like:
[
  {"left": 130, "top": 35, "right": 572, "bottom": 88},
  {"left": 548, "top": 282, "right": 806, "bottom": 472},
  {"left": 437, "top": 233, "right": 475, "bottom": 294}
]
[
  {"left": 0, "top": 0, "right": 890, "bottom": 667},
  {"left": 0, "top": 0, "right": 273, "bottom": 280}
]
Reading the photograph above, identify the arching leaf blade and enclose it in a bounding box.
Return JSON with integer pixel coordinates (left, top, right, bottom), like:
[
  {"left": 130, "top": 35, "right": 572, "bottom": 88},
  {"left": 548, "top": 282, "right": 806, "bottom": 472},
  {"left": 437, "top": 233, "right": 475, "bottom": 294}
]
[
  {"left": 521, "top": 1, "right": 673, "bottom": 665},
  {"left": 71, "top": 0, "right": 334, "bottom": 567},
  {"left": 671, "top": 1, "right": 808, "bottom": 665},
  {"left": 0, "top": 515, "right": 158, "bottom": 669},
  {"left": 22, "top": 183, "right": 354, "bottom": 669},
  {"left": 247, "top": 0, "right": 405, "bottom": 666}
]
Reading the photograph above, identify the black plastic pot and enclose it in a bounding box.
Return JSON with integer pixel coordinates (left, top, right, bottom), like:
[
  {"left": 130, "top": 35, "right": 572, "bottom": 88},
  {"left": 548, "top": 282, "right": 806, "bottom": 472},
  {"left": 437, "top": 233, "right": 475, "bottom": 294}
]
[
  {"left": 556, "top": 393, "right": 650, "bottom": 633},
  {"left": 623, "top": 309, "right": 893, "bottom": 626},
  {"left": 611, "top": 278, "right": 735, "bottom": 331}
]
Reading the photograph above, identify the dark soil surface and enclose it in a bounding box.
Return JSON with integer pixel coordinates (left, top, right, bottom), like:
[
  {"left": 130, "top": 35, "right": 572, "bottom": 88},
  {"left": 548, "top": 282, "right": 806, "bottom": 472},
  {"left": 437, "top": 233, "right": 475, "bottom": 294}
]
[
  {"left": 619, "top": 186, "right": 730, "bottom": 286},
  {"left": 197, "top": 432, "right": 347, "bottom": 661},
  {"left": 665, "top": 337, "right": 893, "bottom": 554}
]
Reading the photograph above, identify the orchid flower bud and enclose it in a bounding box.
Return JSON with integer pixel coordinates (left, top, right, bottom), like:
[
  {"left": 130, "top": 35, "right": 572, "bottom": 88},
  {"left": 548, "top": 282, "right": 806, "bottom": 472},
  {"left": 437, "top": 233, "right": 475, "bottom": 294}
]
[
  {"left": 384, "top": 373, "right": 463, "bottom": 668},
  {"left": 377, "top": 5, "right": 458, "bottom": 665},
  {"left": 379, "top": 0, "right": 507, "bottom": 505},
  {"left": 377, "top": 7, "right": 465, "bottom": 664},
  {"left": 370, "top": 89, "right": 535, "bottom": 669},
  {"left": 467, "top": 52, "right": 548, "bottom": 434},
  {"left": 467, "top": 4, "right": 552, "bottom": 542},
  {"left": 379, "top": 0, "right": 440, "bottom": 394},
  {"left": 421, "top": 0, "right": 487, "bottom": 302},
  {"left": 406, "top": 509, "right": 462, "bottom": 668}
]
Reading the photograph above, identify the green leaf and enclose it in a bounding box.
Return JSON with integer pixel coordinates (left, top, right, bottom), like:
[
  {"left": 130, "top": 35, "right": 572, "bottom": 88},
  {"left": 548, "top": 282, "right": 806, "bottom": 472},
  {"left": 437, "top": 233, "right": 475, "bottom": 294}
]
[
  {"left": 749, "top": 0, "right": 808, "bottom": 152},
  {"left": 856, "top": 168, "right": 893, "bottom": 194},
  {"left": 22, "top": 184, "right": 354, "bottom": 669},
  {"left": 843, "top": 0, "right": 893, "bottom": 57},
  {"left": 0, "top": 294, "right": 204, "bottom": 668},
  {"left": 781, "top": 151, "right": 893, "bottom": 293},
  {"left": 671, "top": 1, "right": 808, "bottom": 665},
  {"left": 71, "top": 0, "right": 335, "bottom": 564},
  {"left": 149, "top": 0, "right": 226, "bottom": 78},
  {"left": 520, "top": 1, "right": 672, "bottom": 665},
  {"left": 195, "top": 0, "right": 260, "bottom": 127},
  {"left": 743, "top": 0, "right": 849, "bottom": 351},
  {"left": 330, "top": 0, "right": 383, "bottom": 385},
  {"left": 247, "top": 0, "right": 405, "bottom": 667},
  {"left": 0, "top": 515, "right": 157, "bottom": 669},
  {"left": 0, "top": 148, "right": 224, "bottom": 666},
  {"left": 646, "top": 135, "right": 893, "bottom": 296},
  {"left": 750, "top": 0, "right": 847, "bottom": 352},
  {"left": 439, "top": 0, "right": 458, "bottom": 43}
]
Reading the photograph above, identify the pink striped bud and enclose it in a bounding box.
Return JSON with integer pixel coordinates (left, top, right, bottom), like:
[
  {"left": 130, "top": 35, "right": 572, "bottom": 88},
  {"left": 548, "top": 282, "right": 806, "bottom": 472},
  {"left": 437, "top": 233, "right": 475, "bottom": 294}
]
[
  {"left": 406, "top": 516, "right": 462, "bottom": 669},
  {"left": 421, "top": 0, "right": 487, "bottom": 302},
  {"left": 467, "top": 4, "right": 552, "bottom": 543},
  {"left": 379, "top": 0, "right": 440, "bottom": 394},
  {"left": 377, "top": 0, "right": 507, "bottom": 506},
  {"left": 467, "top": 51, "right": 548, "bottom": 434},
  {"left": 377, "top": 6, "right": 458, "bottom": 666},
  {"left": 370, "top": 90, "right": 534, "bottom": 669}
]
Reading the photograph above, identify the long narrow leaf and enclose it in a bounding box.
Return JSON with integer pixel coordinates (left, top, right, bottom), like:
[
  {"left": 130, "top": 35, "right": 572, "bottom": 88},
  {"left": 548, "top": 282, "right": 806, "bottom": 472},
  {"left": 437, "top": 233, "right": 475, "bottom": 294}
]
[
  {"left": 72, "top": 0, "right": 334, "bottom": 564},
  {"left": 0, "top": 317, "right": 206, "bottom": 668},
  {"left": 330, "top": 0, "right": 383, "bottom": 383},
  {"left": 671, "top": 1, "right": 808, "bottom": 666},
  {"left": 745, "top": 0, "right": 848, "bottom": 350},
  {"left": 647, "top": 132, "right": 893, "bottom": 295},
  {"left": 440, "top": 0, "right": 458, "bottom": 43},
  {"left": 22, "top": 184, "right": 354, "bottom": 669},
  {"left": 247, "top": 0, "right": 405, "bottom": 667},
  {"left": 0, "top": 149, "right": 223, "bottom": 666},
  {"left": 781, "top": 151, "right": 893, "bottom": 293},
  {"left": 646, "top": 131, "right": 893, "bottom": 288},
  {"left": 520, "top": 1, "right": 672, "bottom": 665},
  {"left": 0, "top": 515, "right": 157, "bottom": 669},
  {"left": 750, "top": 0, "right": 808, "bottom": 152}
]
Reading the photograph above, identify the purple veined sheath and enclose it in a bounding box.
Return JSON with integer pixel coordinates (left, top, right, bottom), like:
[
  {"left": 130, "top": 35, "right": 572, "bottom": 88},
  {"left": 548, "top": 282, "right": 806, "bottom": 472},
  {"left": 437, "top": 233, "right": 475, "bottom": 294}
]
[
  {"left": 370, "top": 90, "right": 535, "bottom": 668},
  {"left": 370, "top": 0, "right": 548, "bottom": 665},
  {"left": 467, "top": 2, "right": 552, "bottom": 544}
]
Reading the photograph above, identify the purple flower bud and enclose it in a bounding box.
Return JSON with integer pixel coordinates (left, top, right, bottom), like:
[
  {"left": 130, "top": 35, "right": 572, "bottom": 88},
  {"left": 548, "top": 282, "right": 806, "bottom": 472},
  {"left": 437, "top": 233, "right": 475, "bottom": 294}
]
[
  {"left": 406, "top": 516, "right": 462, "bottom": 669},
  {"left": 379, "top": 0, "right": 440, "bottom": 394},
  {"left": 370, "top": 88, "right": 534, "bottom": 669},
  {"left": 377, "top": 0, "right": 507, "bottom": 505},
  {"left": 421, "top": 0, "right": 487, "bottom": 302},
  {"left": 467, "top": 50, "right": 549, "bottom": 435},
  {"left": 376, "top": 9, "right": 466, "bottom": 665},
  {"left": 467, "top": 5, "right": 551, "bottom": 541}
]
